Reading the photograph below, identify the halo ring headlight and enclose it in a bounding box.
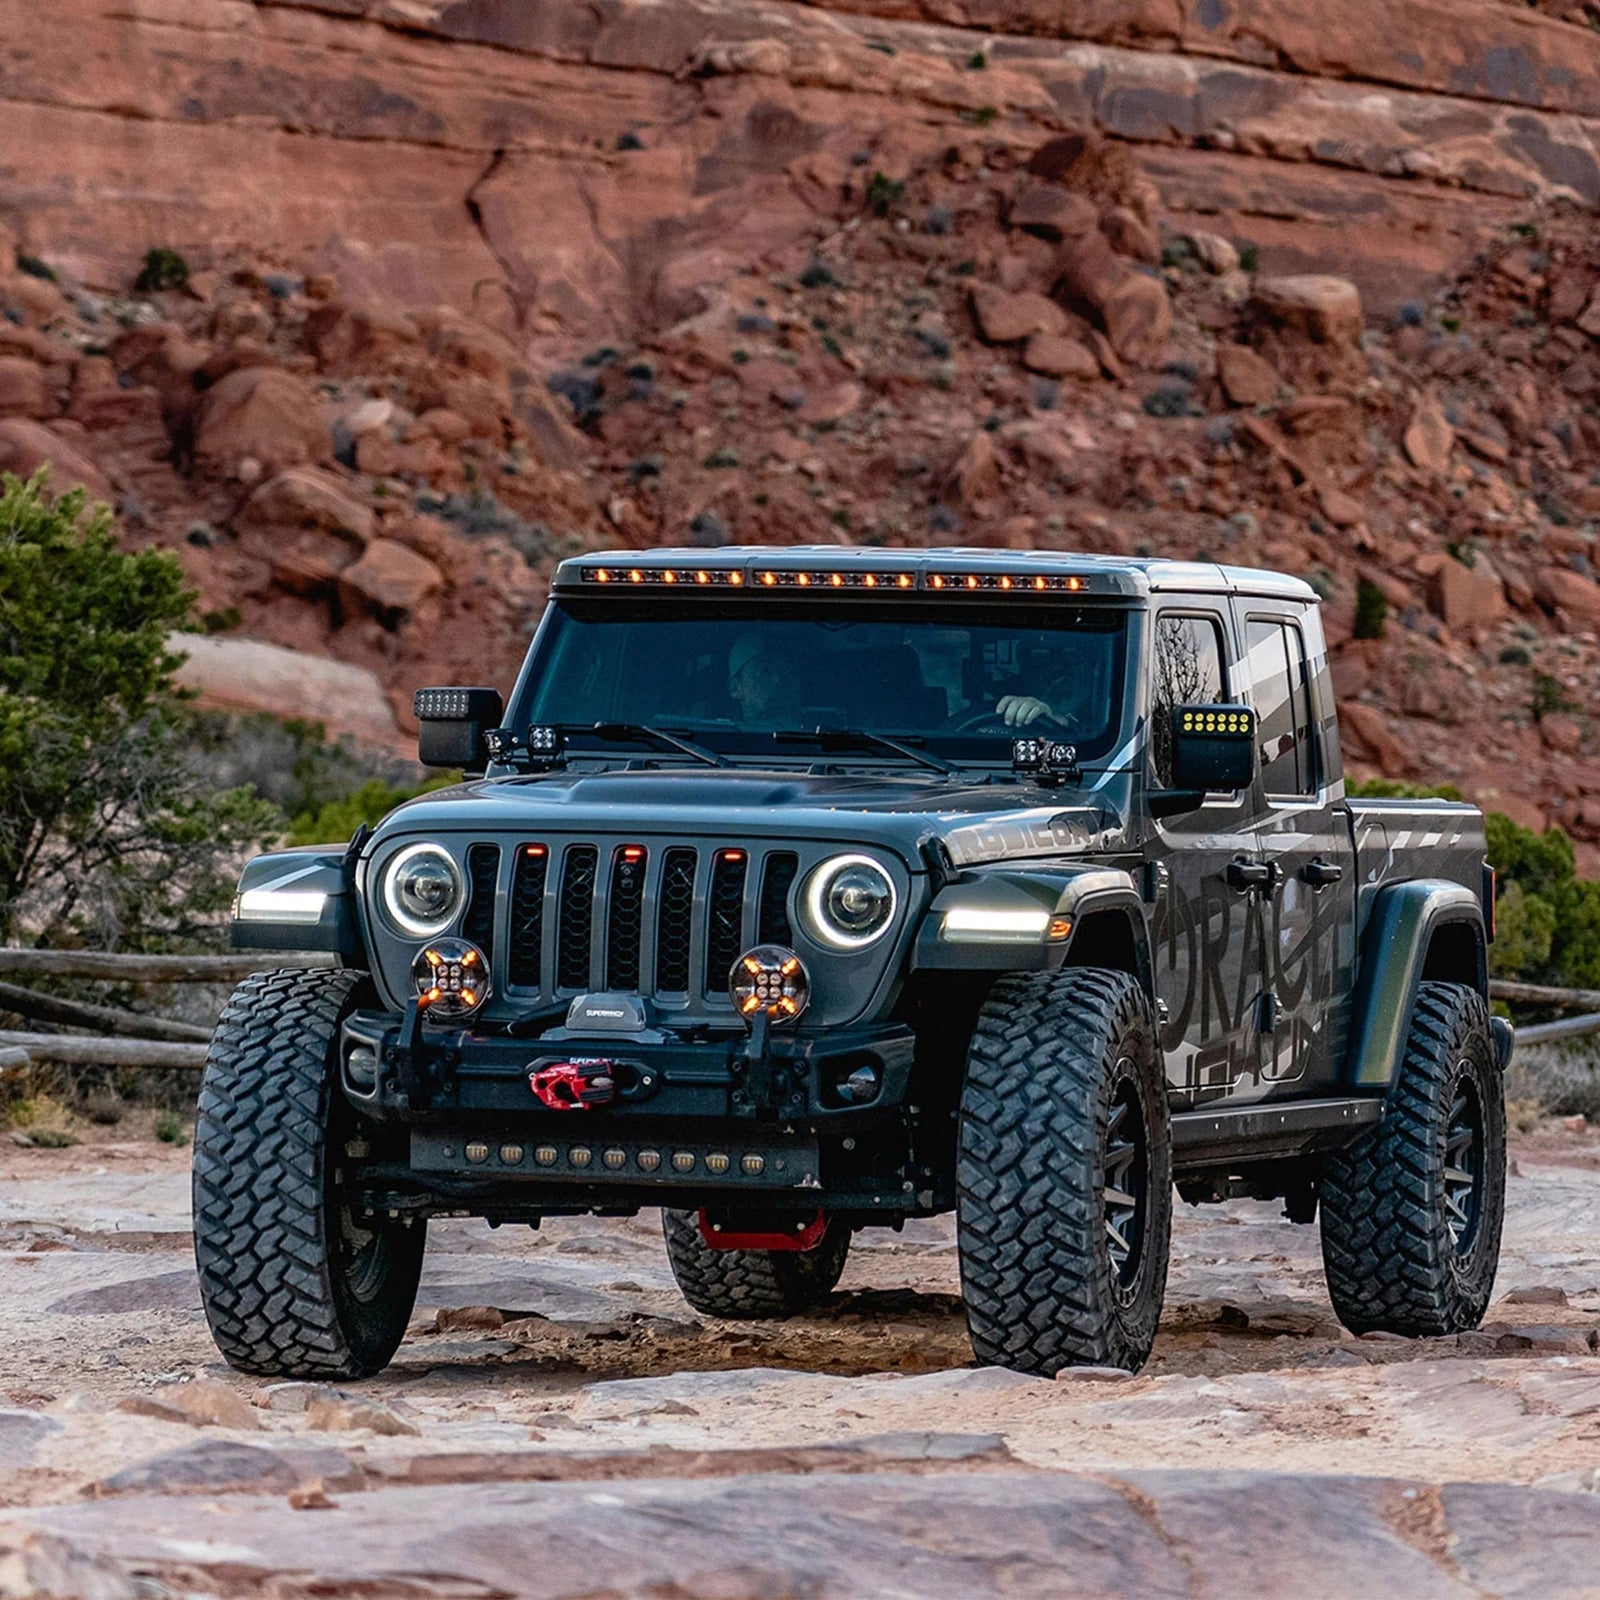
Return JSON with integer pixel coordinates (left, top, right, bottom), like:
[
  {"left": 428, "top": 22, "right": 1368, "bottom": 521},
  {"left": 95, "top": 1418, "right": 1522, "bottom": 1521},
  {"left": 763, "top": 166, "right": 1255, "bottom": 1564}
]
[
  {"left": 382, "top": 842, "right": 465, "bottom": 938},
  {"left": 799, "top": 854, "right": 898, "bottom": 951}
]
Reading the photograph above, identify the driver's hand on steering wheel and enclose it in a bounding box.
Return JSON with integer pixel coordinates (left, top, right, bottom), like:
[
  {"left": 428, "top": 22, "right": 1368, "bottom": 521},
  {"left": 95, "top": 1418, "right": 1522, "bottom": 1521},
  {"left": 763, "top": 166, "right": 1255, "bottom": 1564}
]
[{"left": 996, "top": 695, "right": 1053, "bottom": 727}]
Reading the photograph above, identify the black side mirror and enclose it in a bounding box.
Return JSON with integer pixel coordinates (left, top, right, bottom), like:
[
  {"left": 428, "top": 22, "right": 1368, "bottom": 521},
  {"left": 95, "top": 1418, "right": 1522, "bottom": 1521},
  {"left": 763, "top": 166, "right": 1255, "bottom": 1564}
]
[
  {"left": 414, "top": 687, "right": 504, "bottom": 769},
  {"left": 1170, "top": 703, "right": 1256, "bottom": 791}
]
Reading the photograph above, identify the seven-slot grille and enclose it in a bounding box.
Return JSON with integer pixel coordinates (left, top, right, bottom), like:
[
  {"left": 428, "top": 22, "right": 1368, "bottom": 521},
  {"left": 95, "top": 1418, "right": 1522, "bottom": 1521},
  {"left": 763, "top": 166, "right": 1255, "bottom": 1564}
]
[{"left": 490, "top": 840, "right": 802, "bottom": 1010}]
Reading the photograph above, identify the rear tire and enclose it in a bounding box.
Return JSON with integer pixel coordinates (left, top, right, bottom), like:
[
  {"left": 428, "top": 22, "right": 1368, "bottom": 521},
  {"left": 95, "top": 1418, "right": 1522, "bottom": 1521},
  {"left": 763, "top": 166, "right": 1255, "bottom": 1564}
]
[
  {"left": 662, "top": 1209, "right": 850, "bottom": 1318},
  {"left": 193, "top": 970, "right": 425, "bottom": 1379},
  {"left": 957, "top": 968, "right": 1171, "bottom": 1375},
  {"left": 1320, "top": 980, "right": 1505, "bottom": 1337}
]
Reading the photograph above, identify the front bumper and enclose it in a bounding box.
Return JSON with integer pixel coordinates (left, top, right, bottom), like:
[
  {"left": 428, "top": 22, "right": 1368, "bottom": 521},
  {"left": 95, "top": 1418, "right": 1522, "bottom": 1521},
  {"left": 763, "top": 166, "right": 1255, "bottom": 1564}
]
[
  {"left": 338, "top": 1010, "right": 932, "bottom": 1217},
  {"left": 339, "top": 1009, "right": 916, "bottom": 1127}
]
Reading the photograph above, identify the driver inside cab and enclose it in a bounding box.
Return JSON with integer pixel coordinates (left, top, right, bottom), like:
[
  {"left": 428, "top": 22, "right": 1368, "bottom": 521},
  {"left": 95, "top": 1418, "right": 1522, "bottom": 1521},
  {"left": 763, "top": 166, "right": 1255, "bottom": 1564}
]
[{"left": 995, "top": 671, "right": 1092, "bottom": 730}]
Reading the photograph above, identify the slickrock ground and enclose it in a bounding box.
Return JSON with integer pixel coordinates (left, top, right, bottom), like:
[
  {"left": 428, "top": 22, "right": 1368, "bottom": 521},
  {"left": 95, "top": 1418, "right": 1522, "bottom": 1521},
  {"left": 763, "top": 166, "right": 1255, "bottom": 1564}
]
[
  {"left": 2, "top": 1122, "right": 1600, "bottom": 1593},
  {"left": 2, "top": 0, "right": 1599, "bottom": 842}
]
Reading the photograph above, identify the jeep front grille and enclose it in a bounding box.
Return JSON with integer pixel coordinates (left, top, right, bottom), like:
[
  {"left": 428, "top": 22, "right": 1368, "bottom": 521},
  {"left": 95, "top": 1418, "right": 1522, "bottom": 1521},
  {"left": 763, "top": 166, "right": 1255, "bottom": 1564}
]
[
  {"left": 463, "top": 844, "right": 500, "bottom": 959},
  {"left": 556, "top": 845, "right": 599, "bottom": 990},
  {"left": 655, "top": 848, "right": 697, "bottom": 995},
  {"left": 466, "top": 838, "right": 805, "bottom": 1015}
]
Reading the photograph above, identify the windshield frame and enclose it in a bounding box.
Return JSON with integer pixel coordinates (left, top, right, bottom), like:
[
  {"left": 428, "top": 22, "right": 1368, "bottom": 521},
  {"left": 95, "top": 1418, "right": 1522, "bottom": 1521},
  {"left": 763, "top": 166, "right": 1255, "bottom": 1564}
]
[{"left": 505, "top": 595, "right": 1140, "bottom": 771}]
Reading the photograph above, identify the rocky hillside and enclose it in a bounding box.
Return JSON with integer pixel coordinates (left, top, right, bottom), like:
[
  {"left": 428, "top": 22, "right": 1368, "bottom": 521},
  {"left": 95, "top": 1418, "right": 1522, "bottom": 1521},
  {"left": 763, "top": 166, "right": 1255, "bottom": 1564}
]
[{"left": 1, "top": 0, "right": 1598, "bottom": 865}]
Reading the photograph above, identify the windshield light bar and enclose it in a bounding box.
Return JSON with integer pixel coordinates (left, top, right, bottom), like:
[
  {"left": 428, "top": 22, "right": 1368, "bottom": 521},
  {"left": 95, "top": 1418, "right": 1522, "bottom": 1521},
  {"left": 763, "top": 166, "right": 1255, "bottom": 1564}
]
[{"left": 575, "top": 565, "right": 1094, "bottom": 594}]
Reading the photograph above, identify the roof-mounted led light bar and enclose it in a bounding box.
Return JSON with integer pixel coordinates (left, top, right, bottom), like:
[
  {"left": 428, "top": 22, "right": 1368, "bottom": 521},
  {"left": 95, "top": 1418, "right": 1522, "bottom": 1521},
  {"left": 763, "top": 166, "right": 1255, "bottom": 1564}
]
[
  {"left": 928, "top": 572, "right": 1087, "bottom": 593},
  {"left": 573, "top": 563, "right": 1098, "bottom": 595},
  {"left": 584, "top": 566, "right": 744, "bottom": 587}
]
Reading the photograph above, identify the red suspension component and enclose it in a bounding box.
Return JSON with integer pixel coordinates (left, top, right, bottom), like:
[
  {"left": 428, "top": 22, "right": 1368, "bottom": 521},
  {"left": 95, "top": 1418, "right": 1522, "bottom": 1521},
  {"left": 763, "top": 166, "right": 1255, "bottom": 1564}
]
[{"left": 698, "top": 1209, "right": 829, "bottom": 1252}]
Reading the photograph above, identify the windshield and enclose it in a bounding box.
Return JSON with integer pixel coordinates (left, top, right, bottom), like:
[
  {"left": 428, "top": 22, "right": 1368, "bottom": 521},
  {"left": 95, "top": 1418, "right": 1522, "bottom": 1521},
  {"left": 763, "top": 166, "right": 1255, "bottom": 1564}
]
[{"left": 517, "top": 599, "right": 1131, "bottom": 765}]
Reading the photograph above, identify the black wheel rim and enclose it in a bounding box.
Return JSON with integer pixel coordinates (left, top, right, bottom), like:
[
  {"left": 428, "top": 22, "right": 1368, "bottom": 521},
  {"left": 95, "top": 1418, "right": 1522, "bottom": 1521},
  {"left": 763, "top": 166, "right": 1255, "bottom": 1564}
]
[
  {"left": 1444, "top": 1067, "right": 1484, "bottom": 1255},
  {"left": 1104, "top": 1063, "right": 1149, "bottom": 1296},
  {"left": 338, "top": 1203, "right": 393, "bottom": 1304}
]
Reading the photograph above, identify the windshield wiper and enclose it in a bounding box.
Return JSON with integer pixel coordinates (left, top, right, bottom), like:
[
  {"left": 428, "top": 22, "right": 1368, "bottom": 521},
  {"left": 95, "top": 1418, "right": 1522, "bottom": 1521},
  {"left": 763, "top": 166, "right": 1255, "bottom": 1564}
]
[
  {"left": 773, "top": 727, "right": 954, "bottom": 775},
  {"left": 585, "top": 722, "right": 728, "bottom": 768}
]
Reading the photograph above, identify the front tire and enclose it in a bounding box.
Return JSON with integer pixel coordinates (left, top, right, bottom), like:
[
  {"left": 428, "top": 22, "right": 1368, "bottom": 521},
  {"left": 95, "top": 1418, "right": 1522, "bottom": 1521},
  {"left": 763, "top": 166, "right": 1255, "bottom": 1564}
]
[
  {"left": 1320, "top": 980, "right": 1505, "bottom": 1337},
  {"left": 193, "top": 970, "right": 425, "bottom": 1379},
  {"left": 957, "top": 968, "right": 1171, "bottom": 1375},
  {"left": 662, "top": 1209, "right": 850, "bottom": 1318}
]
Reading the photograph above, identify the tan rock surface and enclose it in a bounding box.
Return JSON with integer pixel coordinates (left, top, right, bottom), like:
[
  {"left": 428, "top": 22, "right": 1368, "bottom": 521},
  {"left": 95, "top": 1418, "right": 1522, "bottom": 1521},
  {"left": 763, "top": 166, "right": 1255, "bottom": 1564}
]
[
  {"left": 2, "top": 1128, "right": 1600, "bottom": 1589},
  {"left": 169, "top": 633, "right": 402, "bottom": 749}
]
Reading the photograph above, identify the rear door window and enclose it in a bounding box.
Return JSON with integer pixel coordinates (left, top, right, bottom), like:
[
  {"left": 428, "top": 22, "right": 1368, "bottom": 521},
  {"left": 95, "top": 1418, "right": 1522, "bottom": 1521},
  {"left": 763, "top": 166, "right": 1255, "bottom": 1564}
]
[{"left": 1245, "top": 618, "right": 1316, "bottom": 797}]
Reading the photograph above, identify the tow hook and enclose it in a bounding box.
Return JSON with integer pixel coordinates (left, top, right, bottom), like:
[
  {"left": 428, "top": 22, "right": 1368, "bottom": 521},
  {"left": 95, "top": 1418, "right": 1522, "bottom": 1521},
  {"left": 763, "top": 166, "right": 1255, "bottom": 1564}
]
[{"left": 529, "top": 1058, "right": 618, "bottom": 1111}]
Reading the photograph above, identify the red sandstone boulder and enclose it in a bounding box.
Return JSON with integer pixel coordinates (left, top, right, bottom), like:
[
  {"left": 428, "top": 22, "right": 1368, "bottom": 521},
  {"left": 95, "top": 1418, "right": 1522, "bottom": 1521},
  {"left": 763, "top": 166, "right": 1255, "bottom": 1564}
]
[
  {"left": 970, "top": 285, "right": 1069, "bottom": 344},
  {"left": 0, "top": 419, "right": 112, "bottom": 502},
  {"left": 195, "top": 367, "right": 331, "bottom": 477},
  {"left": 339, "top": 539, "right": 445, "bottom": 619},
  {"left": 1216, "top": 346, "right": 1281, "bottom": 407},
  {"left": 0, "top": 358, "right": 50, "bottom": 419},
  {"left": 1249, "top": 276, "right": 1365, "bottom": 385},
  {"left": 1536, "top": 566, "right": 1600, "bottom": 626},
  {"left": 1053, "top": 233, "right": 1171, "bottom": 366},
  {"left": 1023, "top": 334, "right": 1099, "bottom": 379},
  {"left": 1007, "top": 186, "right": 1097, "bottom": 242},
  {"left": 242, "top": 468, "right": 375, "bottom": 543},
  {"left": 1428, "top": 556, "right": 1506, "bottom": 632}
]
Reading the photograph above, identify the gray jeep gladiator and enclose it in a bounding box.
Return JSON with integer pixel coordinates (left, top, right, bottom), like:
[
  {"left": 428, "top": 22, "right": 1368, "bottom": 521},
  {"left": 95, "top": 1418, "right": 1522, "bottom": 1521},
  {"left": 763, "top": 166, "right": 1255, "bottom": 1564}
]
[{"left": 196, "top": 549, "right": 1511, "bottom": 1379}]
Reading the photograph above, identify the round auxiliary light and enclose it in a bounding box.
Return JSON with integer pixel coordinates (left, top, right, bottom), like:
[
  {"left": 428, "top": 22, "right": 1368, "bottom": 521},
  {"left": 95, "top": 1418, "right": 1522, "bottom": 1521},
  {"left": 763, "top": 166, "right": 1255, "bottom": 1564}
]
[
  {"left": 729, "top": 944, "right": 811, "bottom": 1026},
  {"left": 382, "top": 842, "right": 464, "bottom": 938},
  {"left": 799, "top": 854, "right": 897, "bottom": 951},
  {"left": 411, "top": 937, "right": 491, "bottom": 1021}
]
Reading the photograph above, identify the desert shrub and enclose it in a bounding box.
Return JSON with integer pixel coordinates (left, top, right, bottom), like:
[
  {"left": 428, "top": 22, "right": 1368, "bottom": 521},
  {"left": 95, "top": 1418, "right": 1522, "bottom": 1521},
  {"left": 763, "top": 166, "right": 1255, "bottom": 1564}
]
[
  {"left": 0, "top": 472, "right": 280, "bottom": 951},
  {"left": 134, "top": 247, "right": 189, "bottom": 294},
  {"left": 1352, "top": 578, "right": 1388, "bottom": 640}
]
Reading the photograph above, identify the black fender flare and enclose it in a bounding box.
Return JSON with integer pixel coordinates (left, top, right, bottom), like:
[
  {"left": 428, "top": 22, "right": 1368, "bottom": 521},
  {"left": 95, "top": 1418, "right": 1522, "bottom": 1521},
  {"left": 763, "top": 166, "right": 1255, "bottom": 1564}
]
[
  {"left": 230, "top": 845, "right": 363, "bottom": 958},
  {"left": 910, "top": 865, "right": 1152, "bottom": 987},
  {"left": 1345, "top": 879, "right": 1489, "bottom": 1091}
]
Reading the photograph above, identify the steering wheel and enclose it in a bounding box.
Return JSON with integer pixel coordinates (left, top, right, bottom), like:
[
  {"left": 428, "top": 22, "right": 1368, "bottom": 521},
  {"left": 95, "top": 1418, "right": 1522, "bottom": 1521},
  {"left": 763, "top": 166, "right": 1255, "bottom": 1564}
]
[{"left": 950, "top": 707, "right": 1077, "bottom": 735}]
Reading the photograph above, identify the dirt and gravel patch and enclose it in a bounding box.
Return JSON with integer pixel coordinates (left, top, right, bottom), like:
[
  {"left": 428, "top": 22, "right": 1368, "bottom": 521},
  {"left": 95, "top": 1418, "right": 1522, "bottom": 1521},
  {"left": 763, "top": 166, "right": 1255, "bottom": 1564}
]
[{"left": 4, "top": 1124, "right": 1600, "bottom": 1593}]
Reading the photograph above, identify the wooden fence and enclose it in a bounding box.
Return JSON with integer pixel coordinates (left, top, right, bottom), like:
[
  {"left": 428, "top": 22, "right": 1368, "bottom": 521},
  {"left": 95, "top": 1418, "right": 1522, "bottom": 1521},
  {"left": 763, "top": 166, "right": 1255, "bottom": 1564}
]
[{"left": 0, "top": 951, "right": 1593, "bottom": 1069}]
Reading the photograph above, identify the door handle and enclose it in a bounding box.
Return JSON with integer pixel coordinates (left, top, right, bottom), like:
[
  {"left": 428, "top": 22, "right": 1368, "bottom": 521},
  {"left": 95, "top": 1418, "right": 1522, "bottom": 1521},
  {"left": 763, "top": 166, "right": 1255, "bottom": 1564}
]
[
  {"left": 1227, "top": 858, "right": 1272, "bottom": 890},
  {"left": 1301, "top": 858, "right": 1344, "bottom": 886}
]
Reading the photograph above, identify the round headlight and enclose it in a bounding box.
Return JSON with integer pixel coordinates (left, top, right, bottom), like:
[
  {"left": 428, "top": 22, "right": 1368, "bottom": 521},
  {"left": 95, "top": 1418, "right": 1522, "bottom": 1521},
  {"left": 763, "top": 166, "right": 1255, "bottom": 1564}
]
[
  {"left": 799, "top": 854, "right": 897, "bottom": 951},
  {"left": 382, "top": 843, "right": 464, "bottom": 937}
]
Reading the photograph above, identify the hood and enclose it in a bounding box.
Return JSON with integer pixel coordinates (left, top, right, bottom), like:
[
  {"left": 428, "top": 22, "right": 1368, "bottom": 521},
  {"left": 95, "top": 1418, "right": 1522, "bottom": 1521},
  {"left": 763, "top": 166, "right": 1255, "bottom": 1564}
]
[{"left": 371, "top": 766, "right": 1132, "bottom": 869}]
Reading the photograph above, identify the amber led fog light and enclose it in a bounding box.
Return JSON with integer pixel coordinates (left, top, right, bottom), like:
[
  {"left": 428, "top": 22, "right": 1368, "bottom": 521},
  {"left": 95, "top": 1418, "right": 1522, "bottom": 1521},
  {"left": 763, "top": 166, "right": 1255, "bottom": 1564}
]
[
  {"left": 412, "top": 937, "right": 491, "bottom": 1021},
  {"left": 729, "top": 944, "right": 810, "bottom": 1025}
]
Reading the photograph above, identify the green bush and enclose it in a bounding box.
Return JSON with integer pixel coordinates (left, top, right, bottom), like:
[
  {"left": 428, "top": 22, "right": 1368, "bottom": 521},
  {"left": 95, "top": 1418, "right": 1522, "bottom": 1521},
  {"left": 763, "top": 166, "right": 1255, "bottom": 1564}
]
[
  {"left": 0, "top": 472, "right": 279, "bottom": 949},
  {"left": 134, "top": 247, "right": 190, "bottom": 294},
  {"left": 287, "top": 774, "right": 458, "bottom": 847},
  {"left": 1352, "top": 578, "right": 1388, "bottom": 640}
]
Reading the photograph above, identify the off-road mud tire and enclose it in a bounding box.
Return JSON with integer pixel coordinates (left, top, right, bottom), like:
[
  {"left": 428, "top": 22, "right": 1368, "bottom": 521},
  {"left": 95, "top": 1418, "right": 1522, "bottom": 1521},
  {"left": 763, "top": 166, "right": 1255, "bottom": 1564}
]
[
  {"left": 193, "top": 969, "right": 425, "bottom": 1378},
  {"left": 957, "top": 967, "right": 1171, "bottom": 1376},
  {"left": 661, "top": 1209, "right": 851, "bottom": 1318},
  {"left": 1320, "top": 980, "right": 1505, "bottom": 1337}
]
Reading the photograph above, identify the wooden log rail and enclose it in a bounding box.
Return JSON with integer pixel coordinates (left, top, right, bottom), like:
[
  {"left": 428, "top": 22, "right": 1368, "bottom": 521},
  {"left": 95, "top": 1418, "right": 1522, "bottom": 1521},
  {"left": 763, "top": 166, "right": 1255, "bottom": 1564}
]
[{"left": 0, "top": 954, "right": 1592, "bottom": 1066}]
